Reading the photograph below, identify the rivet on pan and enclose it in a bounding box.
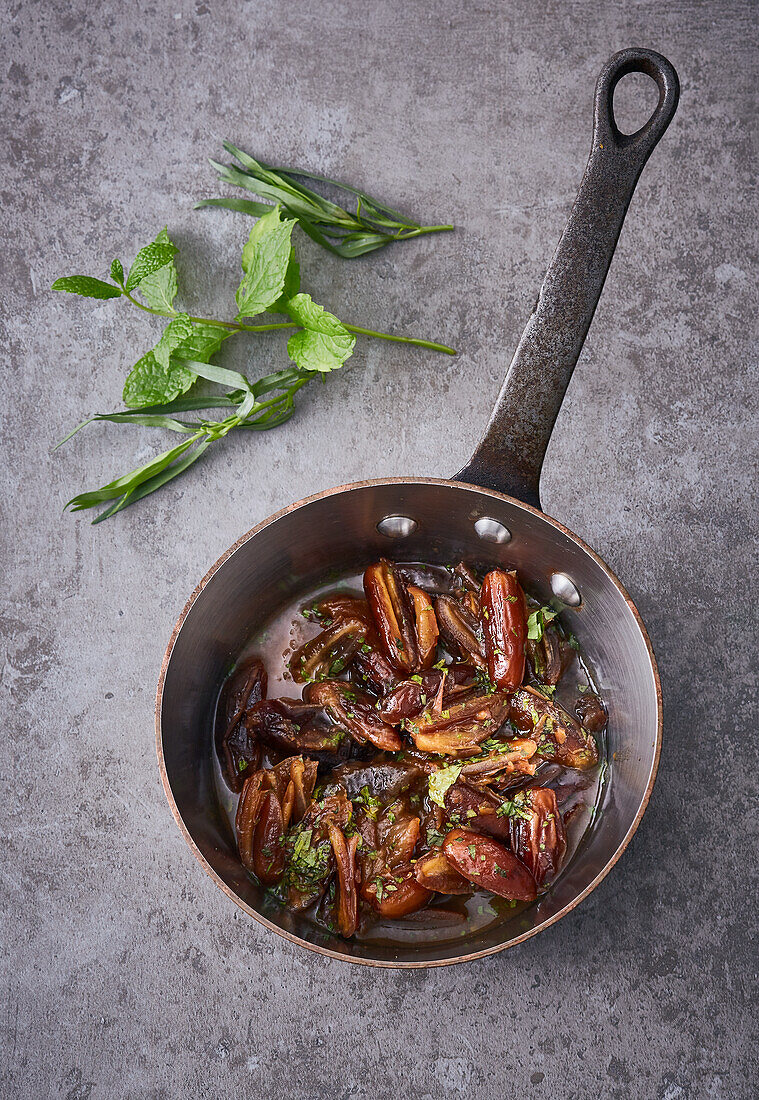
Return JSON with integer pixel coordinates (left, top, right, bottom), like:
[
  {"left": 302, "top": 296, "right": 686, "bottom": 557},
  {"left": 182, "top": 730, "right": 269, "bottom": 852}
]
[
  {"left": 474, "top": 517, "right": 512, "bottom": 544},
  {"left": 551, "top": 572, "right": 581, "bottom": 606},
  {"left": 376, "top": 515, "right": 418, "bottom": 538}
]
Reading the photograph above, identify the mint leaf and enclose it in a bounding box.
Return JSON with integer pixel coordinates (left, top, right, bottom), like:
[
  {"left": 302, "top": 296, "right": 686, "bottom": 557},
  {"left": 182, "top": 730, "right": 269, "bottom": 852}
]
[
  {"left": 122, "top": 351, "right": 196, "bottom": 408},
  {"left": 122, "top": 319, "right": 229, "bottom": 408},
  {"left": 266, "top": 251, "right": 300, "bottom": 313},
  {"left": 125, "top": 229, "right": 178, "bottom": 292},
  {"left": 428, "top": 763, "right": 463, "bottom": 808},
  {"left": 173, "top": 321, "right": 228, "bottom": 362},
  {"left": 282, "top": 252, "right": 300, "bottom": 299},
  {"left": 110, "top": 260, "right": 125, "bottom": 286},
  {"left": 285, "top": 293, "right": 355, "bottom": 372},
  {"left": 152, "top": 313, "right": 194, "bottom": 370},
  {"left": 235, "top": 205, "right": 296, "bottom": 319},
  {"left": 139, "top": 263, "right": 178, "bottom": 313},
  {"left": 136, "top": 228, "right": 178, "bottom": 313},
  {"left": 52, "top": 276, "right": 123, "bottom": 300}
]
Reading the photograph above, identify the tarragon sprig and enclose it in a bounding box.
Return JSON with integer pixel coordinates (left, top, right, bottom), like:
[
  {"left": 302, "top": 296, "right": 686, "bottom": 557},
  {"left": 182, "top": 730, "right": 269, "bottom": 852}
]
[
  {"left": 53, "top": 207, "right": 455, "bottom": 523},
  {"left": 196, "top": 142, "right": 454, "bottom": 258}
]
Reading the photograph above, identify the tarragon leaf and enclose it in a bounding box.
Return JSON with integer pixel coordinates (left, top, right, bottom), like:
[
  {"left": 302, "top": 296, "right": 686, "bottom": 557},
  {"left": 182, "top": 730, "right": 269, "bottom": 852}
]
[
  {"left": 66, "top": 436, "right": 199, "bottom": 510},
  {"left": 285, "top": 293, "right": 355, "bottom": 372},
  {"left": 152, "top": 313, "right": 194, "bottom": 370},
  {"left": 235, "top": 205, "right": 296, "bottom": 319},
  {"left": 90, "top": 439, "right": 212, "bottom": 524},
  {"left": 174, "top": 356, "right": 252, "bottom": 393},
  {"left": 125, "top": 229, "right": 178, "bottom": 291},
  {"left": 137, "top": 230, "right": 178, "bottom": 312},
  {"left": 52, "top": 276, "right": 123, "bottom": 300}
]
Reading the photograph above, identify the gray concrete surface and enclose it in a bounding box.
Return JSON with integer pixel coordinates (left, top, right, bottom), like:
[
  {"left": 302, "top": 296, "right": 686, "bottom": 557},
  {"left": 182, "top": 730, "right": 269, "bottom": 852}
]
[{"left": 2, "top": 0, "right": 757, "bottom": 1096}]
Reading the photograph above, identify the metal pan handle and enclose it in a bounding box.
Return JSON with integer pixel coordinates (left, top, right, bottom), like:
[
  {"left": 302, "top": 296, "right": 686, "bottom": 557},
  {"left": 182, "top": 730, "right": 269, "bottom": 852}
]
[{"left": 455, "top": 48, "right": 680, "bottom": 509}]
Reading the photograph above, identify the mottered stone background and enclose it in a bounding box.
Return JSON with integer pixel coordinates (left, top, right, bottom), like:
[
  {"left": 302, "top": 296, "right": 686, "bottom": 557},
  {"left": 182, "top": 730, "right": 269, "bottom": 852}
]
[{"left": 1, "top": 1, "right": 757, "bottom": 1097}]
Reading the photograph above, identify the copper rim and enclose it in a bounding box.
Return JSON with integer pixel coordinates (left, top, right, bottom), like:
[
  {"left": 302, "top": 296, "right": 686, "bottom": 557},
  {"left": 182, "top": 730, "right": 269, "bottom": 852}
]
[{"left": 155, "top": 477, "right": 663, "bottom": 968}]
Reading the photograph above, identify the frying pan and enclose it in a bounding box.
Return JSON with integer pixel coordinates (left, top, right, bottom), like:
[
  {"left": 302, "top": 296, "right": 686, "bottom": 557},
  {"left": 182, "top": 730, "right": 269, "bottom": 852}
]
[{"left": 156, "top": 48, "right": 679, "bottom": 967}]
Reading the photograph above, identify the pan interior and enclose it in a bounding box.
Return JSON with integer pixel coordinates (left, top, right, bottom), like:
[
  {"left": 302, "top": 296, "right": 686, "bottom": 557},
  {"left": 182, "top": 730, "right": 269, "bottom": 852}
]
[{"left": 158, "top": 480, "right": 660, "bottom": 966}]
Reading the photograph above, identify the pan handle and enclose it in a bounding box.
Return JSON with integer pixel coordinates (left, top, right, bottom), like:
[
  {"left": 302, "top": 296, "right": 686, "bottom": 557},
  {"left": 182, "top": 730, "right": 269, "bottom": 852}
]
[{"left": 455, "top": 48, "right": 679, "bottom": 509}]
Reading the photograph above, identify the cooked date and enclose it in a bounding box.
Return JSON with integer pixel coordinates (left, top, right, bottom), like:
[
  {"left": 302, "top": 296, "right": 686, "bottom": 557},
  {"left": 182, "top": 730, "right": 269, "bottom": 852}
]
[
  {"left": 405, "top": 688, "right": 512, "bottom": 755},
  {"left": 313, "top": 594, "right": 372, "bottom": 623},
  {"left": 434, "top": 595, "right": 486, "bottom": 667},
  {"left": 526, "top": 625, "right": 571, "bottom": 685},
  {"left": 452, "top": 561, "right": 480, "bottom": 592},
  {"left": 243, "top": 698, "right": 351, "bottom": 766},
  {"left": 363, "top": 559, "right": 419, "bottom": 672},
  {"left": 222, "top": 557, "right": 606, "bottom": 939},
  {"left": 324, "top": 760, "right": 421, "bottom": 803},
  {"left": 414, "top": 851, "right": 471, "bottom": 894},
  {"left": 351, "top": 629, "right": 399, "bottom": 694},
  {"left": 509, "top": 787, "right": 566, "bottom": 885},
  {"left": 327, "top": 823, "right": 360, "bottom": 938},
  {"left": 510, "top": 686, "right": 599, "bottom": 769},
  {"left": 289, "top": 616, "right": 368, "bottom": 683},
  {"left": 481, "top": 569, "right": 527, "bottom": 690},
  {"left": 378, "top": 813, "right": 420, "bottom": 867},
  {"left": 377, "top": 670, "right": 445, "bottom": 724},
  {"left": 252, "top": 791, "right": 286, "bottom": 884},
  {"left": 457, "top": 738, "right": 538, "bottom": 780},
  {"left": 574, "top": 692, "right": 608, "bottom": 732},
  {"left": 263, "top": 756, "right": 318, "bottom": 826},
  {"left": 443, "top": 828, "right": 537, "bottom": 901},
  {"left": 305, "top": 681, "right": 402, "bottom": 752},
  {"left": 444, "top": 780, "right": 513, "bottom": 841},
  {"left": 235, "top": 770, "right": 266, "bottom": 871},
  {"left": 216, "top": 657, "right": 267, "bottom": 791},
  {"left": 407, "top": 585, "right": 439, "bottom": 668},
  {"left": 361, "top": 862, "right": 433, "bottom": 918}
]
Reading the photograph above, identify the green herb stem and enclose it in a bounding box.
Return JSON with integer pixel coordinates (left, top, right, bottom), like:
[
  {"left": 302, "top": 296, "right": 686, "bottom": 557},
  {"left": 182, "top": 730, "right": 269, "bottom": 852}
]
[
  {"left": 122, "top": 288, "right": 455, "bottom": 355},
  {"left": 342, "top": 323, "right": 455, "bottom": 355}
]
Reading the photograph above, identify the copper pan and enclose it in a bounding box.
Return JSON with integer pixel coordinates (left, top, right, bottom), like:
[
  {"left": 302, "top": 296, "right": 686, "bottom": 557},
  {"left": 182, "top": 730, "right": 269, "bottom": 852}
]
[{"left": 156, "top": 49, "right": 678, "bottom": 967}]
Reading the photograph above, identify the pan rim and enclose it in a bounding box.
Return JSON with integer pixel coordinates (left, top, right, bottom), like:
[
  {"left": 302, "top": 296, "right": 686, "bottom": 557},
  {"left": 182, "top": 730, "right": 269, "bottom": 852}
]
[{"left": 155, "top": 476, "right": 663, "bottom": 968}]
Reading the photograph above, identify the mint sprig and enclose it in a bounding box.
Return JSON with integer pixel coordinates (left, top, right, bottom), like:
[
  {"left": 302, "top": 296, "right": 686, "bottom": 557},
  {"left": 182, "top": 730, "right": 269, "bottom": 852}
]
[{"left": 53, "top": 209, "right": 455, "bottom": 523}]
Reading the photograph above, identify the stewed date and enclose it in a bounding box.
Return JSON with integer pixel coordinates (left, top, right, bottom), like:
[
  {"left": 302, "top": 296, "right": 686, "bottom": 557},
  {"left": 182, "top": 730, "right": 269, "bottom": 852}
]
[
  {"left": 481, "top": 569, "right": 527, "bottom": 689},
  {"left": 216, "top": 558, "right": 605, "bottom": 939},
  {"left": 443, "top": 829, "right": 537, "bottom": 901}
]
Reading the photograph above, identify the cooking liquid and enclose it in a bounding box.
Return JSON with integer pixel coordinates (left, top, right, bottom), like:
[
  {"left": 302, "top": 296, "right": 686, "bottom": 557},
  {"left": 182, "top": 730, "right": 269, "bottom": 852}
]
[{"left": 212, "top": 566, "right": 608, "bottom": 947}]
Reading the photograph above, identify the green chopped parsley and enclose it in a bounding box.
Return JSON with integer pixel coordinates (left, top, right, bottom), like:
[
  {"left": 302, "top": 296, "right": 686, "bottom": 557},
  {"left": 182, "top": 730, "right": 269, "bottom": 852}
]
[{"left": 526, "top": 606, "right": 559, "bottom": 642}]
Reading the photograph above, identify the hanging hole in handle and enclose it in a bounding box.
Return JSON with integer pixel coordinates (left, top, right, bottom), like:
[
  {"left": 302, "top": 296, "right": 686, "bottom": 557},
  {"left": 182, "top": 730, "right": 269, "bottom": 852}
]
[{"left": 613, "top": 71, "right": 661, "bottom": 136}]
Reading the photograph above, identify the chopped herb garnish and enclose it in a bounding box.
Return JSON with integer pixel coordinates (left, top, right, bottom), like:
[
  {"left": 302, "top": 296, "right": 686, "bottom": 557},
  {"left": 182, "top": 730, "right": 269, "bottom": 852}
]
[
  {"left": 526, "top": 606, "right": 559, "bottom": 642},
  {"left": 535, "top": 683, "right": 556, "bottom": 698},
  {"left": 496, "top": 792, "right": 532, "bottom": 821},
  {"left": 355, "top": 785, "right": 382, "bottom": 819}
]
